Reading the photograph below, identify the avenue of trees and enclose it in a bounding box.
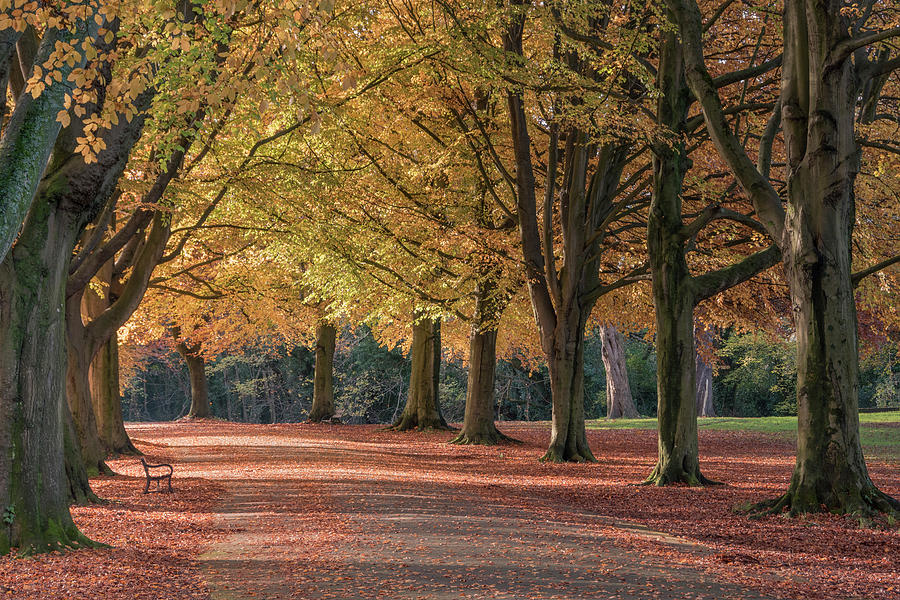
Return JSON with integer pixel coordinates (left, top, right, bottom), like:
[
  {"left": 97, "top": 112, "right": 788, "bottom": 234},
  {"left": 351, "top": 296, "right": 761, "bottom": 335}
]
[{"left": 0, "top": 0, "right": 898, "bottom": 554}]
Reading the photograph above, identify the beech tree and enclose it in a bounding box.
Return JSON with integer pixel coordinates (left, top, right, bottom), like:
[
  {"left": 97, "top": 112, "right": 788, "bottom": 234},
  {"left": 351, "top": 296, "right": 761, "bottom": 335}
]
[
  {"left": 493, "top": 0, "right": 653, "bottom": 461},
  {"left": 646, "top": 7, "right": 782, "bottom": 484},
  {"left": 670, "top": 0, "right": 900, "bottom": 513},
  {"left": 600, "top": 325, "right": 639, "bottom": 419}
]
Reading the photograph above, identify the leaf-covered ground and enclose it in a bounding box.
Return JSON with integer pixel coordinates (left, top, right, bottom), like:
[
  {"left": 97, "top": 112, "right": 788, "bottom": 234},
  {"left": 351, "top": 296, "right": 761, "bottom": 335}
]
[{"left": 1, "top": 421, "right": 897, "bottom": 599}]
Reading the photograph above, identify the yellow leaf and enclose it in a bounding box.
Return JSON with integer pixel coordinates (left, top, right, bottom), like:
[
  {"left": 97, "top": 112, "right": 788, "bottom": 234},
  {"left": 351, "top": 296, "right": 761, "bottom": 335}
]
[{"left": 56, "top": 110, "right": 70, "bottom": 128}]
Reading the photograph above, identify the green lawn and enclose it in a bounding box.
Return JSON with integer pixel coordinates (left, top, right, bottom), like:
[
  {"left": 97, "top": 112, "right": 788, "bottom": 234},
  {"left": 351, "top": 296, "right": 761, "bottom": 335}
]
[{"left": 587, "top": 411, "right": 900, "bottom": 464}]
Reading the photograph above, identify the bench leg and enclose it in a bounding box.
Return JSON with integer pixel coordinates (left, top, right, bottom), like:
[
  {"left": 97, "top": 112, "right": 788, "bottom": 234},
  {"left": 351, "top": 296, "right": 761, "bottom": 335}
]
[{"left": 143, "top": 477, "right": 150, "bottom": 494}]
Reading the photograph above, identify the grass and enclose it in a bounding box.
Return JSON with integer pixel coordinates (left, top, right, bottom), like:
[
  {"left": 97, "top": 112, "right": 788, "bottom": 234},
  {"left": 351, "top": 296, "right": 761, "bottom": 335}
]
[{"left": 587, "top": 410, "right": 900, "bottom": 464}]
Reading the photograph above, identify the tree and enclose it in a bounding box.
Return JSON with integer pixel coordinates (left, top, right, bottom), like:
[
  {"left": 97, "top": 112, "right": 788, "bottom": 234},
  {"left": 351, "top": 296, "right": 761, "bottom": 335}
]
[
  {"left": 308, "top": 321, "right": 337, "bottom": 422},
  {"left": 644, "top": 3, "right": 783, "bottom": 485},
  {"left": 600, "top": 325, "right": 639, "bottom": 419},
  {"left": 390, "top": 316, "right": 449, "bottom": 431},
  {"left": 173, "top": 333, "right": 211, "bottom": 419},
  {"left": 496, "top": 0, "right": 652, "bottom": 461},
  {"left": 695, "top": 325, "right": 714, "bottom": 417},
  {"left": 670, "top": 0, "right": 900, "bottom": 513}
]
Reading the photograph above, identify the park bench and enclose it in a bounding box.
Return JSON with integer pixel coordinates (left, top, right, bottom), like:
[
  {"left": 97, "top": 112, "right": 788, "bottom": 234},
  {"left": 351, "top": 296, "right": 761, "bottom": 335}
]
[{"left": 140, "top": 458, "right": 173, "bottom": 493}]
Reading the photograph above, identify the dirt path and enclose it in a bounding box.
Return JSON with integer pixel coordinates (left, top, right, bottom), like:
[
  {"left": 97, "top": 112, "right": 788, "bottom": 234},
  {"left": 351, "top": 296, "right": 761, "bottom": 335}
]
[{"left": 129, "top": 422, "right": 777, "bottom": 600}]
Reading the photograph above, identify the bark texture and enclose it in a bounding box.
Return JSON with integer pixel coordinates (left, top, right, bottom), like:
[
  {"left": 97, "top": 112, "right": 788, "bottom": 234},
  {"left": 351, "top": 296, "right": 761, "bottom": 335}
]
[
  {"left": 0, "top": 20, "right": 95, "bottom": 263},
  {"left": 308, "top": 322, "right": 336, "bottom": 423},
  {"left": 391, "top": 318, "right": 450, "bottom": 431},
  {"left": 600, "top": 325, "right": 638, "bottom": 419},
  {"left": 82, "top": 262, "right": 139, "bottom": 455},
  {"left": 671, "top": 0, "right": 900, "bottom": 513},
  {"left": 175, "top": 340, "right": 211, "bottom": 419},
  {"left": 0, "top": 190, "right": 94, "bottom": 555},
  {"left": 451, "top": 280, "right": 511, "bottom": 445},
  {"left": 774, "top": 0, "right": 897, "bottom": 514}
]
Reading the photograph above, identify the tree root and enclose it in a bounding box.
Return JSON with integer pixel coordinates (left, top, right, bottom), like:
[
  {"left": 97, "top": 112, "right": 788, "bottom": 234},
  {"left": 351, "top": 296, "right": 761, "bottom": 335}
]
[
  {"left": 13, "top": 523, "right": 107, "bottom": 557},
  {"left": 745, "top": 485, "right": 900, "bottom": 520},
  {"left": 539, "top": 445, "right": 597, "bottom": 463},
  {"left": 641, "top": 461, "right": 720, "bottom": 487},
  {"left": 449, "top": 427, "right": 519, "bottom": 446},
  {"left": 387, "top": 415, "right": 454, "bottom": 432}
]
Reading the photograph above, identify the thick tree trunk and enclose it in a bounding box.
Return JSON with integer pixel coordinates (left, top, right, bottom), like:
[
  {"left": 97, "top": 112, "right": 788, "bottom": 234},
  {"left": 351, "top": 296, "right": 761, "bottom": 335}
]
[
  {"left": 695, "top": 347, "right": 715, "bottom": 417},
  {"left": 760, "top": 0, "right": 899, "bottom": 516},
  {"left": 391, "top": 318, "right": 450, "bottom": 431},
  {"left": 91, "top": 336, "right": 139, "bottom": 454},
  {"left": 175, "top": 341, "right": 210, "bottom": 418},
  {"left": 308, "top": 322, "right": 336, "bottom": 423},
  {"left": 0, "top": 19, "right": 97, "bottom": 264},
  {"left": 542, "top": 317, "right": 595, "bottom": 463},
  {"left": 65, "top": 332, "right": 112, "bottom": 476},
  {"left": 451, "top": 280, "right": 511, "bottom": 445},
  {"left": 600, "top": 325, "right": 638, "bottom": 419},
  {"left": 0, "top": 199, "right": 95, "bottom": 555},
  {"left": 82, "top": 262, "right": 138, "bottom": 455},
  {"left": 450, "top": 327, "right": 508, "bottom": 444}
]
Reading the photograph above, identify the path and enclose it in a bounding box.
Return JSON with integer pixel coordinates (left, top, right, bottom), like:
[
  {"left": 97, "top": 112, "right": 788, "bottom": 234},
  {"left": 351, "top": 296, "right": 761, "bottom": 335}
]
[{"left": 129, "top": 422, "right": 778, "bottom": 600}]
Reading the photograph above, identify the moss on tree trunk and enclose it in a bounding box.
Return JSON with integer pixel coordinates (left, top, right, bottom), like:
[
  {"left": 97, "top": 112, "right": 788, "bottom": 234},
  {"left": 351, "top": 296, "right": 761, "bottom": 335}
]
[{"left": 0, "top": 195, "right": 97, "bottom": 555}]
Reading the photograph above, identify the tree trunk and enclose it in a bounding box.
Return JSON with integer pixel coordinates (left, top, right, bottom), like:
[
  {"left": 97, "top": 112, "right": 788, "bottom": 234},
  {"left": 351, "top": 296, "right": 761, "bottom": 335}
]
[
  {"left": 82, "top": 261, "right": 138, "bottom": 455},
  {"left": 761, "top": 0, "right": 899, "bottom": 516},
  {"left": 541, "top": 316, "right": 594, "bottom": 462},
  {"left": 0, "top": 19, "right": 98, "bottom": 264},
  {"left": 645, "top": 24, "right": 710, "bottom": 485},
  {"left": 451, "top": 279, "right": 511, "bottom": 445},
  {"left": 65, "top": 327, "right": 112, "bottom": 476},
  {"left": 308, "top": 322, "right": 336, "bottom": 422},
  {"left": 695, "top": 346, "right": 715, "bottom": 417},
  {"left": 451, "top": 327, "right": 507, "bottom": 444},
  {"left": 600, "top": 325, "right": 638, "bottom": 419},
  {"left": 175, "top": 341, "right": 210, "bottom": 419},
  {"left": 91, "top": 336, "right": 139, "bottom": 454},
  {"left": 0, "top": 197, "right": 94, "bottom": 555},
  {"left": 391, "top": 318, "right": 450, "bottom": 431},
  {"left": 63, "top": 403, "right": 99, "bottom": 506}
]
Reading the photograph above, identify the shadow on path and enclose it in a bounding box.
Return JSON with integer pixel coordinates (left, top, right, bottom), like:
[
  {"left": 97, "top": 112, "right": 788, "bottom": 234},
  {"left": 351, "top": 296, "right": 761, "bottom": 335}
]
[{"left": 136, "top": 426, "right": 779, "bottom": 600}]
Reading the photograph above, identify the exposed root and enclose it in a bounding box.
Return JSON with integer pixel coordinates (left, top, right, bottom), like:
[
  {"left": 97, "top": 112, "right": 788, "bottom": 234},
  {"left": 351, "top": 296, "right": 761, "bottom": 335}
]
[
  {"left": 449, "top": 427, "right": 519, "bottom": 446},
  {"left": 642, "top": 461, "right": 720, "bottom": 487},
  {"left": 539, "top": 445, "right": 598, "bottom": 463},
  {"left": 388, "top": 416, "right": 454, "bottom": 432},
  {"left": 745, "top": 486, "right": 900, "bottom": 520},
  {"left": 106, "top": 443, "right": 143, "bottom": 458},
  {"left": 13, "top": 524, "right": 106, "bottom": 558}
]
